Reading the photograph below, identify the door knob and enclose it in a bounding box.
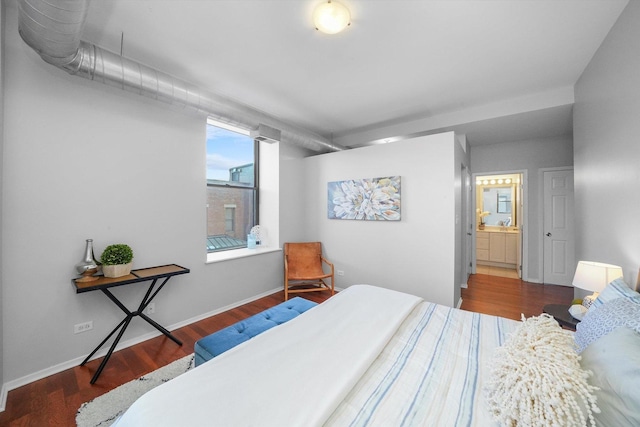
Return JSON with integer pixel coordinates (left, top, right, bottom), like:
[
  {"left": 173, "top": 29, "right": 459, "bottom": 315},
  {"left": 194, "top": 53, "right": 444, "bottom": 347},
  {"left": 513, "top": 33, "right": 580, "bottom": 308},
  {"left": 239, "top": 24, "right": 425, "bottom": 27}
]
[{"left": 546, "top": 232, "right": 552, "bottom": 237}]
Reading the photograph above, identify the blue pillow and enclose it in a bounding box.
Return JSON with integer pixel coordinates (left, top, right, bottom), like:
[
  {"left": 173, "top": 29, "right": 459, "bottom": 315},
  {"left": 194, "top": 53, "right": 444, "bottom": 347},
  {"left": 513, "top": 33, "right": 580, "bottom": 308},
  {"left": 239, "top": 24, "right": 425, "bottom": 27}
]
[
  {"left": 580, "top": 327, "right": 640, "bottom": 427},
  {"left": 575, "top": 297, "right": 640, "bottom": 353},
  {"left": 588, "top": 277, "right": 640, "bottom": 313}
]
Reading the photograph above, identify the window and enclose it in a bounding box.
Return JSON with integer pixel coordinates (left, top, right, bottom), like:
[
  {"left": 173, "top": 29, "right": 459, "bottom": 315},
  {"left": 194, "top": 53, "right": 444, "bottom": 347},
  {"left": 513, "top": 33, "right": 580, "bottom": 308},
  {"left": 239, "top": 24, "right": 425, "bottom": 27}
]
[
  {"left": 206, "top": 119, "right": 258, "bottom": 253},
  {"left": 497, "top": 192, "right": 511, "bottom": 214},
  {"left": 224, "top": 205, "right": 236, "bottom": 232}
]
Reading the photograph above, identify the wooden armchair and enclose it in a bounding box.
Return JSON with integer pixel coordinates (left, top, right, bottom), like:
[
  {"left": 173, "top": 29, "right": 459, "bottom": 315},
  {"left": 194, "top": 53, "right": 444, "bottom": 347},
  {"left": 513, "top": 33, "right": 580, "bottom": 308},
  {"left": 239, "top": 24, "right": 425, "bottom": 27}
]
[{"left": 284, "top": 242, "right": 334, "bottom": 301}]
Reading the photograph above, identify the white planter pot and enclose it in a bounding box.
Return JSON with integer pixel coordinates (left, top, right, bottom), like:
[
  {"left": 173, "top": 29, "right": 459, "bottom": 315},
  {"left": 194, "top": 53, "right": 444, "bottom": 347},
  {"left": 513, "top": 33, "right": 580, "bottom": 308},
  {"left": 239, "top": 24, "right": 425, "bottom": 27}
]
[{"left": 102, "top": 262, "right": 133, "bottom": 278}]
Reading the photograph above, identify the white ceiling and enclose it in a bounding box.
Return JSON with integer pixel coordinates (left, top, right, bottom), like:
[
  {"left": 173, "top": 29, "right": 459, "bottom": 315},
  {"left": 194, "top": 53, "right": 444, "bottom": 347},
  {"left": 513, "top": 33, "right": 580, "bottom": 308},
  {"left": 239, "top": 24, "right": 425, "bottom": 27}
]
[{"left": 80, "top": 0, "right": 629, "bottom": 148}]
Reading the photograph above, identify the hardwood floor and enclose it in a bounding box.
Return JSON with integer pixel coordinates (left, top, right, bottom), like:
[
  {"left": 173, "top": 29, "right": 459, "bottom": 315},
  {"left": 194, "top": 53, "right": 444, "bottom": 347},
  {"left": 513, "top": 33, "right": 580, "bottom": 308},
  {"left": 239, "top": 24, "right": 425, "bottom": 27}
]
[
  {"left": 461, "top": 273, "right": 574, "bottom": 320},
  {"left": 0, "top": 278, "right": 573, "bottom": 426}
]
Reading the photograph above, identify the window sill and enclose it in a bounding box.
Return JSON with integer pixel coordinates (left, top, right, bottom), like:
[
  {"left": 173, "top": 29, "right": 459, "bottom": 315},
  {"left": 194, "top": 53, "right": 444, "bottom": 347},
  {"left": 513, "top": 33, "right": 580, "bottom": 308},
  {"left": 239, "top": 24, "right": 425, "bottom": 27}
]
[{"left": 206, "top": 246, "right": 282, "bottom": 264}]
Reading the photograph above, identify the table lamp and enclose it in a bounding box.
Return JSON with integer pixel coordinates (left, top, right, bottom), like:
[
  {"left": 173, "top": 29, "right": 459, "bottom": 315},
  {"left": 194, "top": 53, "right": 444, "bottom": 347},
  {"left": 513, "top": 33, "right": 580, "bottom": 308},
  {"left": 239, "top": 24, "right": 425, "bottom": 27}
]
[{"left": 572, "top": 261, "right": 623, "bottom": 308}]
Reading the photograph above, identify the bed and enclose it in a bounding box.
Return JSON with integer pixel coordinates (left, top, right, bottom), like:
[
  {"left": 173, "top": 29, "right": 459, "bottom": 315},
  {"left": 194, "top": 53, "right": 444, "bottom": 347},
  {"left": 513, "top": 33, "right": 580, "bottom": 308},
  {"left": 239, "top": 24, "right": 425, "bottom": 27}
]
[{"left": 113, "top": 283, "right": 640, "bottom": 426}]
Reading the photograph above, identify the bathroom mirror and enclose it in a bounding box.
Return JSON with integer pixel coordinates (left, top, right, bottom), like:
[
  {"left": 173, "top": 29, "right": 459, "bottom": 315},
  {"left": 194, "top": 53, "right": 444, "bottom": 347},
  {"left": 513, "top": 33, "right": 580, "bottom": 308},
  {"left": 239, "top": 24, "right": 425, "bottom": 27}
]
[
  {"left": 476, "top": 174, "right": 521, "bottom": 228},
  {"left": 482, "top": 187, "right": 513, "bottom": 225}
]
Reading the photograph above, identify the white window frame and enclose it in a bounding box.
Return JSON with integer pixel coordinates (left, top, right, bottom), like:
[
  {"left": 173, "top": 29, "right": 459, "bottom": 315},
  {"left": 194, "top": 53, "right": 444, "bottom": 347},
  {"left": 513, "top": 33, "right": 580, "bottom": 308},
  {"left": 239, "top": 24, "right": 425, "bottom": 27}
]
[{"left": 206, "top": 119, "right": 280, "bottom": 263}]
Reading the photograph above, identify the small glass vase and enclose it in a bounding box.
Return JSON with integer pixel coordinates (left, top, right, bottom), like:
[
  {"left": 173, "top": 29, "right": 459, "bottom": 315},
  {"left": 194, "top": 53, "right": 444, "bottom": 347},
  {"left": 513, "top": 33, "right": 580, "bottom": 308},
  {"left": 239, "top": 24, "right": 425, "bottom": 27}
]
[{"left": 75, "top": 239, "right": 99, "bottom": 282}]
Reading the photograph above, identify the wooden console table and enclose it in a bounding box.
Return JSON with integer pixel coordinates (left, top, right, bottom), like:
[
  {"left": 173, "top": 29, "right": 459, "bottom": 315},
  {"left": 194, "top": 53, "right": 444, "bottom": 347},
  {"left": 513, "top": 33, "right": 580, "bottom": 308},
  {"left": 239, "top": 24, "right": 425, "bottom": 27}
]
[{"left": 73, "top": 264, "right": 190, "bottom": 384}]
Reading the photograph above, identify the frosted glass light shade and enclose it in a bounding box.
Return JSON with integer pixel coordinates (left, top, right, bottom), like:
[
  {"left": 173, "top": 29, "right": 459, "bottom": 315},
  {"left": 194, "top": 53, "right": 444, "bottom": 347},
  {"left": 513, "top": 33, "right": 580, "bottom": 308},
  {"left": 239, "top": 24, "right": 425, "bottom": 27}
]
[
  {"left": 314, "top": 1, "right": 351, "bottom": 34},
  {"left": 572, "top": 261, "right": 623, "bottom": 292}
]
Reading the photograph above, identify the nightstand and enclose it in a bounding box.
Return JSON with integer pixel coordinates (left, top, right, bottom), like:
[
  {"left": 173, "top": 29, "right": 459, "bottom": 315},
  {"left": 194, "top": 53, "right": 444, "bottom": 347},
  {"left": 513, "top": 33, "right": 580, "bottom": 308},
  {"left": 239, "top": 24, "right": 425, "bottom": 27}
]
[{"left": 543, "top": 304, "right": 580, "bottom": 331}]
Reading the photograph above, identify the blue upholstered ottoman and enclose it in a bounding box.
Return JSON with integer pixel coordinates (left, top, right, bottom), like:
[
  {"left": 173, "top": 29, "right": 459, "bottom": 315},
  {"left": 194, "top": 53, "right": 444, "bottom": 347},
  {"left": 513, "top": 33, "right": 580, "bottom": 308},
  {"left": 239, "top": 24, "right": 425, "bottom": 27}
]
[{"left": 194, "top": 297, "right": 317, "bottom": 366}]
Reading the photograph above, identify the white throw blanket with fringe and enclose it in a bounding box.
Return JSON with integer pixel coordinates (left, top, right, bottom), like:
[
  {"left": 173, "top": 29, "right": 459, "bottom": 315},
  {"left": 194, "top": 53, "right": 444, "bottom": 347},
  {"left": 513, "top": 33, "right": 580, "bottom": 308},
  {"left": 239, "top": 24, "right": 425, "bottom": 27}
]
[{"left": 113, "top": 285, "right": 422, "bottom": 427}]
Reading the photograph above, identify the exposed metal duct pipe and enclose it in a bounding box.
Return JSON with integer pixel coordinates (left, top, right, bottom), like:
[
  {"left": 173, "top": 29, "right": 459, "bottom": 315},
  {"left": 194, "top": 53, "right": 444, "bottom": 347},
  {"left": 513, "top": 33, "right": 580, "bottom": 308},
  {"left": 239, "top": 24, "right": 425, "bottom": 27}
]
[{"left": 17, "top": 0, "right": 345, "bottom": 153}]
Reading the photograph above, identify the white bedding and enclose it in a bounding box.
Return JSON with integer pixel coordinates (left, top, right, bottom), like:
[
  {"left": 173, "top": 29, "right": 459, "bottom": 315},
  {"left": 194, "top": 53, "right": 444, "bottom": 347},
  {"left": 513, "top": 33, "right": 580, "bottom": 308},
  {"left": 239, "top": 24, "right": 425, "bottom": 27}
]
[
  {"left": 114, "top": 285, "right": 520, "bottom": 426},
  {"left": 113, "top": 285, "right": 422, "bottom": 426}
]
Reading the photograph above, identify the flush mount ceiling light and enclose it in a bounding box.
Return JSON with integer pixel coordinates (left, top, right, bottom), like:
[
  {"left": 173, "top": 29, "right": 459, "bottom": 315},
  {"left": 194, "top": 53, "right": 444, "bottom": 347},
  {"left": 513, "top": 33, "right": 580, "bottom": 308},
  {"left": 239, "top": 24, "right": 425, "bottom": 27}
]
[{"left": 313, "top": 1, "right": 351, "bottom": 34}]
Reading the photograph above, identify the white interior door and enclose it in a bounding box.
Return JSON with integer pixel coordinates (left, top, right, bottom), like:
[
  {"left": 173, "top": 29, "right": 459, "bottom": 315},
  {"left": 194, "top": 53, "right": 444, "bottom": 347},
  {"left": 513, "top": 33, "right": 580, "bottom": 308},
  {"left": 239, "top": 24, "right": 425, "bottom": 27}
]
[
  {"left": 543, "top": 169, "right": 575, "bottom": 285},
  {"left": 516, "top": 179, "right": 523, "bottom": 278},
  {"left": 463, "top": 167, "right": 472, "bottom": 282}
]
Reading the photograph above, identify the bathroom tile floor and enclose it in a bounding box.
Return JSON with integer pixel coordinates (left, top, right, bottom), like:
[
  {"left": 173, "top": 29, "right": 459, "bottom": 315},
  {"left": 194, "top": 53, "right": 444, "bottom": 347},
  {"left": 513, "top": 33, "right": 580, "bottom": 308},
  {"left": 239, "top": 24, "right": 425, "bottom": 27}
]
[{"left": 475, "top": 265, "right": 520, "bottom": 279}]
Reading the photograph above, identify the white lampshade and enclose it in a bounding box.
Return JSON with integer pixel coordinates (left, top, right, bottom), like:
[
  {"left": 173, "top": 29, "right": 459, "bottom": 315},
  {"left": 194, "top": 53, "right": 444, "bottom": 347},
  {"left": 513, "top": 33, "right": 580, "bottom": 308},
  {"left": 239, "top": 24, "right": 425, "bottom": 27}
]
[
  {"left": 313, "top": 1, "right": 351, "bottom": 34},
  {"left": 572, "top": 261, "right": 623, "bottom": 292}
]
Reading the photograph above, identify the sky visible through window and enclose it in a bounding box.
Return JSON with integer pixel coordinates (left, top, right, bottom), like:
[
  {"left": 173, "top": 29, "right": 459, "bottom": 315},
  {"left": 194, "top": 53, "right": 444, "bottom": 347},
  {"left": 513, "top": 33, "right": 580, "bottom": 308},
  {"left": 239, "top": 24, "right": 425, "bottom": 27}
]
[{"left": 206, "top": 124, "right": 253, "bottom": 181}]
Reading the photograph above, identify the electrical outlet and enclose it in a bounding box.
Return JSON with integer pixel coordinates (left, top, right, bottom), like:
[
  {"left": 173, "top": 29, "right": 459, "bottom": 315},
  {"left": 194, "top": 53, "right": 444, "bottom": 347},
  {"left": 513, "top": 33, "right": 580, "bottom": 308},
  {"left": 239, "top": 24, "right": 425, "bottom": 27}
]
[
  {"left": 146, "top": 303, "right": 155, "bottom": 314},
  {"left": 337, "top": 270, "right": 345, "bottom": 276},
  {"left": 74, "top": 321, "right": 93, "bottom": 334}
]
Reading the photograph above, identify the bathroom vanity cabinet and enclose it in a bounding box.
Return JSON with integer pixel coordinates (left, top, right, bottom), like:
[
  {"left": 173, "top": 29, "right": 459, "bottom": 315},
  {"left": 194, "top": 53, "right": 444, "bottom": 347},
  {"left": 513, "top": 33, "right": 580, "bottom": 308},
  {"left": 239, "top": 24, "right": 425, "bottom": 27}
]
[
  {"left": 476, "top": 229, "right": 519, "bottom": 268},
  {"left": 476, "top": 232, "right": 490, "bottom": 261}
]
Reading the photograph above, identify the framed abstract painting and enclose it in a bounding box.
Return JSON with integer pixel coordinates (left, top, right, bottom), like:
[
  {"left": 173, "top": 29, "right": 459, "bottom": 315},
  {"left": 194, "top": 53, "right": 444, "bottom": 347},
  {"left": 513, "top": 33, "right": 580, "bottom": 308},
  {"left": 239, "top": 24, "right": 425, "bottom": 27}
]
[{"left": 327, "top": 176, "right": 401, "bottom": 220}]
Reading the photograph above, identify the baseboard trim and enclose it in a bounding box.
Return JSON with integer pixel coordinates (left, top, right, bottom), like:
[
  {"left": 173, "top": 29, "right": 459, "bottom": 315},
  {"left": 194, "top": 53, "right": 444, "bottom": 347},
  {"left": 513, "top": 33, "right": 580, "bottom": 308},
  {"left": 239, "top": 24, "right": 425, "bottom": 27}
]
[
  {"left": 457, "top": 297, "right": 463, "bottom": 309},
  {"left": 0, "top": 286, "right": 283, "bottom": 412},
  {"left": 0, "top": 387, "right": 6, "bottom": 413}
]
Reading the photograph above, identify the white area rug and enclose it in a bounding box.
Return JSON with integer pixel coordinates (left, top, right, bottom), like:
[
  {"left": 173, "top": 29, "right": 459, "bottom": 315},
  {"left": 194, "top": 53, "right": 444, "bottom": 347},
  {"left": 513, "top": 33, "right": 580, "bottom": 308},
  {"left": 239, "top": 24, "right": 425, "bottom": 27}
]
[{"left": 76, "top": 354, "right": 194, "bottom": 427}]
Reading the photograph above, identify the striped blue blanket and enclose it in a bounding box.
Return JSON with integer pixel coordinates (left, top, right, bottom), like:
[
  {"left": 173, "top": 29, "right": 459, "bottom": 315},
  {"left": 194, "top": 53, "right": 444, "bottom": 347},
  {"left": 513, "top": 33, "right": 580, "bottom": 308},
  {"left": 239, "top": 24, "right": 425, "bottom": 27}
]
[{"left": 325, "top": 302, "right": 519, "bottom": 426}]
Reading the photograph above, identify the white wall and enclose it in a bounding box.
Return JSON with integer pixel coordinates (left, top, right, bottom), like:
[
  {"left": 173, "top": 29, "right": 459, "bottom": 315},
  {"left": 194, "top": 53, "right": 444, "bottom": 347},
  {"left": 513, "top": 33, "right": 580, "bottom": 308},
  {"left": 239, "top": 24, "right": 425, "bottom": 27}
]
[
  {"left": 0, "top": 0, "right": 6, "bottom": 391},
  {"left": 279, "top": 142, "right": 316, "bottom": 244},
  {"left": 470, "top": 135, "right": 573, "bottom": 282},
  {"left": 573, "top": 1, "right": 640, "bottom": 289},
  {"left": 302, "top": 133, "right": 460, "bottom": 307},
  {"left": 1, "top": 2, "right": 296, "bottom": 389}
]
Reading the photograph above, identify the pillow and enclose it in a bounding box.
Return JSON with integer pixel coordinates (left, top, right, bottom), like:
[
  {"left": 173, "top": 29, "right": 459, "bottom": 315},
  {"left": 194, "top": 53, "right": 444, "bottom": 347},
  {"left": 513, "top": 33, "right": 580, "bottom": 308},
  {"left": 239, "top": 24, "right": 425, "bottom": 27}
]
[
  {"left": 575, "top": 297, "right": 640, "bottom": 353},
  {"left": 580, "top": 327, "right": 640, "bottom": 427},
  {"left": 588, "top": 277, "right": 640, "bottom": 313},
  {"left": 485, "top": 314, "right": 599, "bottom": 427}
]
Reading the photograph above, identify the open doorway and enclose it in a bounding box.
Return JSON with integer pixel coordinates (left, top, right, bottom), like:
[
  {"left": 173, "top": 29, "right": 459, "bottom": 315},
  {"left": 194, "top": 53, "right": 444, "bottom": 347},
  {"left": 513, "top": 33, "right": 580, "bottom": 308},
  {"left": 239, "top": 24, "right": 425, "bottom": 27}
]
[{"left": 473, "top": 172, "right": 524, "bottom": 279}]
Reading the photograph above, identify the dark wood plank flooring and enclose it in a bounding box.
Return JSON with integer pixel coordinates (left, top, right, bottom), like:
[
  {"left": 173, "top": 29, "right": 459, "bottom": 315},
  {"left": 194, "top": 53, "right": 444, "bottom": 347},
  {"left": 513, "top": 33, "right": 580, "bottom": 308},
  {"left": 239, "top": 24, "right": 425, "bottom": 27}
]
[
  {"left": 461, "top": 273, "right": 574, "bottom": 320},
  {"left": 0, "top": 277, "right": 573, "bottom": 426}
]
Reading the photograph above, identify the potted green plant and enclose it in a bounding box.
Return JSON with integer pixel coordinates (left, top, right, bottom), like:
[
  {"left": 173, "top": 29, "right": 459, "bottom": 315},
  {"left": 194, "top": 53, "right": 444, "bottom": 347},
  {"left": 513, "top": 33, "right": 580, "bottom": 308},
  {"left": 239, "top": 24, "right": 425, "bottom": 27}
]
[{"left": 100, "top": 244, "right": 134, "bottom": 278}]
